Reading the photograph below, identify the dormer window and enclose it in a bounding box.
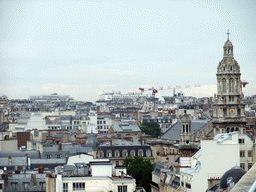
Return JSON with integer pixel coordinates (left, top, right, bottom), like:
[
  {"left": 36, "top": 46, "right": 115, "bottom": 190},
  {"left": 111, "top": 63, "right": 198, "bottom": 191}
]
[{"left": 223, "top": 67, "right": 225, "bottom": 71}]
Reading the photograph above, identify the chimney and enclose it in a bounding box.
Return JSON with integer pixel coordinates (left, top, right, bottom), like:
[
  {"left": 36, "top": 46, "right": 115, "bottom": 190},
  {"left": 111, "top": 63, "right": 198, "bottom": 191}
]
[
  {"left": 2, "top": 173, "right": 8, "bottom": 187},
  {"left": 58, "top": 141, "right": 62, "bottom": 151},
  {"left": 8, "top": 155, "right": 12, "bottom": 165},
  {"left": 121, "top": 171, "right": 124, "bottom": 179},
  {"left": 31, "top": 174, "right": 36, "bottom": 187},
  {"left": 38, "top": 166, "right": 44, "bottom": 174}
]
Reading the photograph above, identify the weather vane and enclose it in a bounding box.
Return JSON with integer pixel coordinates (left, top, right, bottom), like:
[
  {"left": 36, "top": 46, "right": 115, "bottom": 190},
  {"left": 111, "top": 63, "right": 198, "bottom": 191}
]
[{"left": 226, "top": 29, "right": 230, "bottom": 40}]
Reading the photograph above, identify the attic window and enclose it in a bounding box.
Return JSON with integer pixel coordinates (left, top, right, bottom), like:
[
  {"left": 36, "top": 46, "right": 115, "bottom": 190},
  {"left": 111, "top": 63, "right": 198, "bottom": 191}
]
[{"left": 239, "top": 139, "right": 244, "bottom": 144}]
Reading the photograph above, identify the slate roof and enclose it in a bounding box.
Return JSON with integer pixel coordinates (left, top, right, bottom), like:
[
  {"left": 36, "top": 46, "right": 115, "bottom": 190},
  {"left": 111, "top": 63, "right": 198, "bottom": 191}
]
[{"left": 161, "top": 120, "right": 209, "bottom": 141}]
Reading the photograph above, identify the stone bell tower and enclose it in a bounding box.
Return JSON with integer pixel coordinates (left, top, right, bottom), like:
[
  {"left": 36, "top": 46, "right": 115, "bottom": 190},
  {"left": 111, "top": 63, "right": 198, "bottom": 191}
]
[
  {"left": 179, "top": 111, "right": 193, "bottom": 146},
  {"left": 212, "top": 32, "right": 246, "bottom": 135}
]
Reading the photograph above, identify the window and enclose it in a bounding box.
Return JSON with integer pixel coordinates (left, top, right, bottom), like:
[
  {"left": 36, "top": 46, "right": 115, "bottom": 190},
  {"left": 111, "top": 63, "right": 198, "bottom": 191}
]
[
  {"left": 248, "top": 163, "right": 254, "bottom": 170},
  {"left": 146, "top": 150, "right": 151, "bottom": 157},
  {"left": 100, "top": 151, "right": 104, "bottom": 158},
  {"left": 40, "top": 182, "right": 46, "bottom": 190},
  {"left": 229, "top": 78, "right": 234, "bottom": 93},
  {"left": 23, "top": 182, "right": 29, "bottom": 190},
  {"left": 115, "top": 151, "right": 120, "bottom": 157},
  {"left": 73, "top": 183, "right": 85, "bottom": 191},
  {"left": 239, "top": 139, "right": 245, "bottom": 144},
  {"left": 116, "top": 161, "right": 119, "bottom": 166},
  {"left": 56, "top": 154, "right": 61, "bottom": 158},
  {"left": 107, "top": 151, "right": 112, "bottom": 157},
  {"left": 11, "top": 182, "right": 18, "bottom": 189},
  {"left": 122, "top": 150, "right": 128, "bottom": 157},
  {"left": 63, "top": 183, "right": 68, "bottom": 192},
  {"left": 118, "top": 185, "right": 127, "bottom": 192},
  {"left": 222, "top": 79, "right": 226, "bottom": 93},
  {"left": 240, "top": 163, "right": 245, "bottom": 169},
  {"left": 138, "top": 150, "right": 143, "bottom": 157},
  {"left": 46, "top": 154, "right": 51, "bottom": 159},
  {"left": 223, "top": 108, "right": 227, "bottom": 117},
  {"left": 248, "top": 150, "right": 252, "bottom": 157},
  {"left": 130, "top": 150, "right": 135, "bottom": 157},
  {"left": 0, "top": 184, "right": 2, "bottom": 189},
  {"left": 240, "top": 151, "right": 245, "bottom": 157}
]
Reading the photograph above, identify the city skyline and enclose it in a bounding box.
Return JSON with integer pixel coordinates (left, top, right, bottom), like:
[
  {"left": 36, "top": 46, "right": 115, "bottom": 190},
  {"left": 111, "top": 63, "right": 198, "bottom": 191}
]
[{"left": 1, "top": 0, "right": 256, "bottom": 102}]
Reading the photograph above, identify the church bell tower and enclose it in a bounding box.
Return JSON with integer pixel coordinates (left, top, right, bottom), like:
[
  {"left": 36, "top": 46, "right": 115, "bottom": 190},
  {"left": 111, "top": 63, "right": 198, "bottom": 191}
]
[{"left": 212, "top": 31, "right": 247, "bottom": 135}]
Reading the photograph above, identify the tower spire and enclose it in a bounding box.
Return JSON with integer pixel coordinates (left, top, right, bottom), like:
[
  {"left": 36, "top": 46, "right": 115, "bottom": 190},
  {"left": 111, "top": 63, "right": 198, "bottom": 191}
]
[{"left": 226, "top": 29, "right": 230, "bottom": 40}]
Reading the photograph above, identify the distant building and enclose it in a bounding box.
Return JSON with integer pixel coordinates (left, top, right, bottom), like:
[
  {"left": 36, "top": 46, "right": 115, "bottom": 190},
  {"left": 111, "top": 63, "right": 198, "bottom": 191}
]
[
  {"left": 95, "top": 140, "right": 153, "bottom": 166},
  {"left": 46, "top": 161, "right": 136, "bottom": 192}
]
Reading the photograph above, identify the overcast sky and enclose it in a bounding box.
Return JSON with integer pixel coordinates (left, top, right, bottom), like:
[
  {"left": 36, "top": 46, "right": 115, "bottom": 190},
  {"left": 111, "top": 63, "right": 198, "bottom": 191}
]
[{"left": 1, "top": 0, "right": 255, "bottom": 101}]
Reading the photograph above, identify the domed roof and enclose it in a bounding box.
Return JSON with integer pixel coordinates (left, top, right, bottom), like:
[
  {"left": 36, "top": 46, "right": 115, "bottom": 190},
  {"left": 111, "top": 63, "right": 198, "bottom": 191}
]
[
  {"left": 220, "top": 166, "right": 246, "bottom": 189},
  {"left": 224, "top": 39, "right": 233, "bottom": 47},
  {"left": 85, "top": 134, "right": 99, "bottom": 149}
]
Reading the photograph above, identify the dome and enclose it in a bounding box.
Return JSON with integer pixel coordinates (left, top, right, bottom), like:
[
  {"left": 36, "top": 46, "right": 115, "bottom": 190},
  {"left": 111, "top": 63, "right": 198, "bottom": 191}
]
[
  {"left": 220, "top": 166, "right": 246, "bottom": 189},
  {"left": 224, "top": 39, "right": 233, "bottom": 47},
  {"left": 85, "top": 134, "right": 99, "bottom": 149}
]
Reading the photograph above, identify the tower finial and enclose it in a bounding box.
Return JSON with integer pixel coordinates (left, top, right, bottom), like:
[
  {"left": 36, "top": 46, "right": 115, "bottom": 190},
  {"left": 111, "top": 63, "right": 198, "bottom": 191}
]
[{"left": 226, "top": 29, "right": 230, "bottom": 40}]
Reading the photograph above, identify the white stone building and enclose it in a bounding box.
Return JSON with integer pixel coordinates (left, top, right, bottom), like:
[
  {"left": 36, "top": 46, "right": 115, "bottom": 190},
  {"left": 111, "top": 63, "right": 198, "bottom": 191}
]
[{"left": 180, "top": 132, "right": 240, "bottom": 192}]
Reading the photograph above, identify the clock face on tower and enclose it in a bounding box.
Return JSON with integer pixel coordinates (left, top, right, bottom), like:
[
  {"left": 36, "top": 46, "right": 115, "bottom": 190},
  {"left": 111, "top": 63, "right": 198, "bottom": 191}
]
[{"left": 230, "top": 109, "right": 235, "bottom": 114}]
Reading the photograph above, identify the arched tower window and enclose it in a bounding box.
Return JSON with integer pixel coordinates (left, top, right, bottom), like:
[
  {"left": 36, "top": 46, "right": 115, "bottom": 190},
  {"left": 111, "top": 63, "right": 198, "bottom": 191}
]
[
  {"left": 186, "top": 124, "right": 188, "bottom": 132},
  {"left": 229, "top": 78, "right": 234, "bottom": 93},
  {"left": 222, "top": 79, "right": 226, "bottom": 93}
]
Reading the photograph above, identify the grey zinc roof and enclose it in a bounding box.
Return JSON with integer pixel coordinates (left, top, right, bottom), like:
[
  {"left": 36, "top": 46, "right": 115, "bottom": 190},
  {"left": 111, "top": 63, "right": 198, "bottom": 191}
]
[
  {"left": 152, "top": 162, "right": 166, "bottom": 176},
  {"left": 181, "top": 161, "right": 202, "bottom": 176},
  {"left": 0, "top": 158, "right": 8, "bottom": 166},
  {"left": 112, "top": 123, "right": 141, "bottom": 132},
  {"left": 0, "top": 157, "right": 27, "bottom": 166},
  {"left": 0, "top": 150, "right": 40, "bottom": 159},
  {"left": 161, "top": 120, "right": 209, "bottom": 141},
  {"left": 69, "top": 146, "right": 92, "bottom": 154},
  {"left": 100, "top": 140, "right": 145, "bottom": 147},
  {"left": 30, "top": 159, "right": 66, "bottom": 164}
]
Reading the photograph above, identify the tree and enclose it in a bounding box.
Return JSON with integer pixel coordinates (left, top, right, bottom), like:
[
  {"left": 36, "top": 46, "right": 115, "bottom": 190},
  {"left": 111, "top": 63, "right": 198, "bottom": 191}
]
[
  {"left": 140, "top": 122, "right": 161, "bottom": 138},
  {"left": 123, "top": 156, "right": 154, "bottom": 192}
]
